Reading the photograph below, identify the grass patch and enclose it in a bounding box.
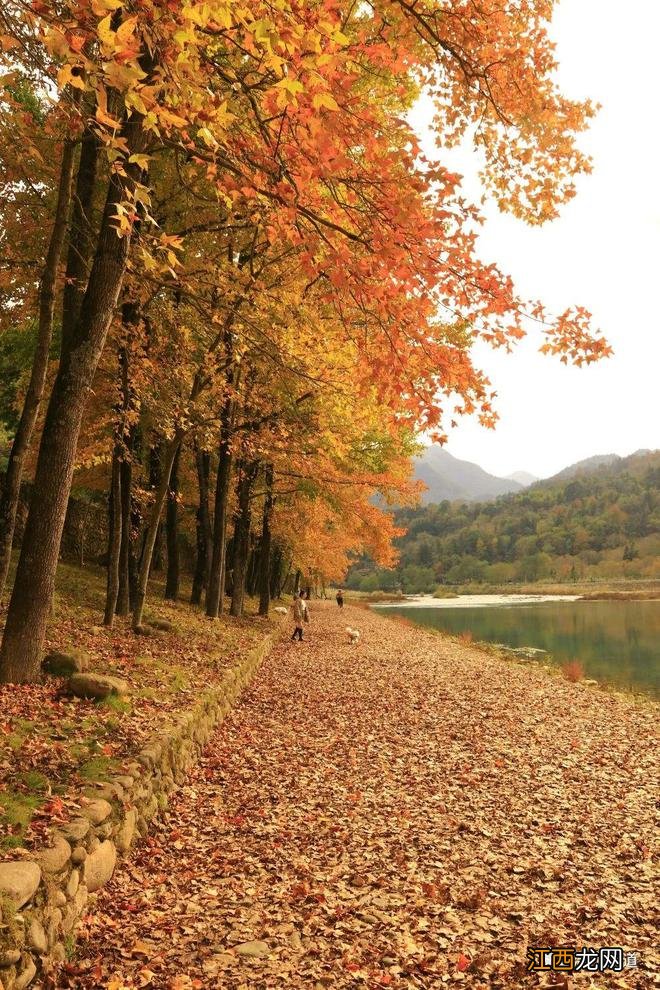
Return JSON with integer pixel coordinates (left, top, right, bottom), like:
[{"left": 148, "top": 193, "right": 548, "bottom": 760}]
[
  {"left": 5, "top": 718, "right": 36, "bottom": 751},
  {"left": 0, "top": 771, "right": 51, "bottom": 850},
  {"left": 99, "top": 695, "right": 132, "bottom": 714},
  {"left": 79, "top": 755, "right": 118, "bottom": 782},
  {"left": 169, "top": 667, "right": 190, "bottom": 692}
]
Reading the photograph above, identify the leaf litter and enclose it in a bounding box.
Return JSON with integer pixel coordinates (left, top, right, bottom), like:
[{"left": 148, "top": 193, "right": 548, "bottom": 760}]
[{"left": 50, "top": 604, "right": 658, "bottom": 988}]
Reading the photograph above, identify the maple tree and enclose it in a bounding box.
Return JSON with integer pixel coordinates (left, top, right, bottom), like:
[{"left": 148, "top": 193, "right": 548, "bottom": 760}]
[{"left": 0, "top": 0, "right": 611, "bottom": 682}]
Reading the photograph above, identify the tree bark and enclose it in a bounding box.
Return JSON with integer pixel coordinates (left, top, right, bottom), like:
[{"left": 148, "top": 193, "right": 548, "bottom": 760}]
[
  {"left": 0, "top": 138, "right": 76, "bottom": 600},
  {"left": 0, "top": 114, "right": 148, "bottom": 684},
  {"left": 164, "top": 446, "right": 181, "bottom": 601},
  {"left": 61, "top": 122, "right": 99, "bottom": 352},
  {"left": 191, "top": 449, "right": 212, "bottom": 605},
  {"left": 116, "top": 307, "right": 138, "bottom": 615},
  {"left": 103, "top": 448, "right": 122, "bottom": 626},
  {"left": 246, "top": 538, "right": 258, "bottom": 598},
  {"left": 258, "top": 465, "right": 274, "bottom": 616},
  {"left": 205, "top": 432, "right": 233, "bottom": 617},
  {"left": 117, "top": 454, "right": 133, "bottom": 615},
  {"left": 132, "top": 435, "right": 181, "bottom": 631},
  {"left": 140, "top": 443, "right": 164, "bottom": 573},
  {"left": 269, "top": 543, "right": 283, "bottom": 599},
  {"left": 230, "top": 461, "right": 259, "bottom": 618}
]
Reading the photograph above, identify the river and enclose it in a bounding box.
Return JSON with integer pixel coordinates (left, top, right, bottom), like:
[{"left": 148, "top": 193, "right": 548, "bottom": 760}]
[{"left": 372, "top": 597, "right": 660, "bottom": 697}]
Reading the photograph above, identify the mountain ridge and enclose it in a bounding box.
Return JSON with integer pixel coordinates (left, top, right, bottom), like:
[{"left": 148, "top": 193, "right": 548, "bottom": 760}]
[
  {"left": 414, "top": 447, "right": 523, "bottom": 504},
  {"left": 414, "top": 447, "right": 659, "bottom": 505}
]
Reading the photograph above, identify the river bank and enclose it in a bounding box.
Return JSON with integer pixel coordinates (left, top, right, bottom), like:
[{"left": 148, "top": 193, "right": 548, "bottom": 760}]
[
  {"left": 349, "top": 578, "right": 660, "bottom": 604},
  {"left": 57, "top": 603, "right": 657, "bottom": 989}
]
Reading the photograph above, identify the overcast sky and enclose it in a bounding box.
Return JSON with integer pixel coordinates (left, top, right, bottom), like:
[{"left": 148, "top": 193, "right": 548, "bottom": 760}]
[{"left": 410, "top": 0, "right": 660, "bottom": 480}]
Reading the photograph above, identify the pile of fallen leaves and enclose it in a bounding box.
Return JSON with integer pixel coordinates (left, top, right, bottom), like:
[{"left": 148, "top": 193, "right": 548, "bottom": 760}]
[
  {"left": 0, "top": 561, "right": 270, "bottom": 855},
  {"left": 55, "top": 604, "right": 657, "bottom": 988}
]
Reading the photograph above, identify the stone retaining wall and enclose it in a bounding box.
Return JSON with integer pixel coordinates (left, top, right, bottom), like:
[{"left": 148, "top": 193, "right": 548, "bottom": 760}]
[{"left": 0, "top": 617, "right": 285, "bottom": 989}]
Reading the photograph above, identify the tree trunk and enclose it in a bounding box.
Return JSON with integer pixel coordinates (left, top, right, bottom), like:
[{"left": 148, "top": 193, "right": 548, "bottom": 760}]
[
  {"left": 116, "top": 308, "right": 138, "bottom": 615},
  {"left": 164, "top": 446, "right": 181, "bottom": 601},
  {"left": 0, "top": 139, "right": 76, "bottom": 600},
  {"left": 270, "top": 543, "right": 283, "bottom": 600},
  {"left": 61, "top": 122, "right": 99, "bottom": 351},
  {"left": 191, "top": 449, "right": 212, "bottom": 605},
  {"left": 258, "top": 465, "right": 274, "bottom": 616},
  {"left": 103, "top": 448, "right": 122, "bottom": 626},
  {"left": 230, "top": 461, "right": 258, "bottom": 618},
  {"left": 0, "top": 114, "right": 148, "bottom": 684},
  {"left": 132, "top": 436, "right": 181, "bottom": 631},
  {"left": 246, "top": 538, "right": 259, "bottom": 598},
  {"left": 117, "top": 454, "right": 133, "bottom": 615},
  {"left": 140, "top": 443, "right": 164, "bottom": 574},
  {"left": 128, "top": 490, "right": 141, "bottom": 611},
  {"left": 206, "top": 413, "right": 234, "bottom": 618}
]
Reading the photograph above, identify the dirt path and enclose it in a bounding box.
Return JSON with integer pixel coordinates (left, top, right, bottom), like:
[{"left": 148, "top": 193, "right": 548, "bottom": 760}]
[{"left": 53, "top": 605, "right": 658, "bottom": 989}]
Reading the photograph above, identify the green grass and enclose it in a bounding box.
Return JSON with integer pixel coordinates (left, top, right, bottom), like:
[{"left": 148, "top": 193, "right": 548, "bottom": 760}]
[
  {"left": 0, "top": 771, "right": 50, "bottom": 850},
  {"left": 169, "top": 667, "right": 190, "bottom": 692},
  {"left": 5, "top": 718, "right": 36, "bottom": 750},
  {"left": 98, "top": 695, "right": 132, "bottom": 714},
  {"left": 78, "top": 755, "right": 118, "bottom": 782}
]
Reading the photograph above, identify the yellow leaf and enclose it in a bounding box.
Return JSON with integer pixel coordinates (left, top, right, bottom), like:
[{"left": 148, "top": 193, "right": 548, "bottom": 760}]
[
  {"left": 56, "top": 64, "right": 86, "bottom": 91},
  {"left": 116, "top": 15, "right": 138, "bottom": 46},
  {"left": 197, "top": 126, "right": 217, "bottom": 148},
  {"left": 91, "top": 0, "right": 122, "bottom": 12},
  {"left": 275, "top": 77, "right": 304, "bottom": 95},
  {"left": 97, "top": 13, "right": 116, "bottom": 52},
  {"left": 312, "top": 92, "right": 339, "bottom": 111},
  {"left": 128, "top": 153, "right": 151, "bottom": 168},
  {"left": 125, "top": 90, "right": 148, "bottom": 115}
]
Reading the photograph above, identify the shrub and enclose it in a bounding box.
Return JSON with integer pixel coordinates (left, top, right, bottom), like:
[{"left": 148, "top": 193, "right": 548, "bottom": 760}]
[{"left": 561, "top": 659, "right": 584, "bottom": 683}]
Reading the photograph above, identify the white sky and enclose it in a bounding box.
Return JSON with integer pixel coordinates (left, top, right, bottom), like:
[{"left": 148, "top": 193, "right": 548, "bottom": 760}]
[{"left": 410, "top": 0, "right": 660, "bottom": 480}]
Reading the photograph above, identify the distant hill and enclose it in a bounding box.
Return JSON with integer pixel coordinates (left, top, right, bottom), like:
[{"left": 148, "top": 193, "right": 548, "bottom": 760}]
[
  {"left": 548, "top": 453, "right": 622, "bottom": 482},
  {"left": 414, "top": 447, "right": 523, "bottom": 503},
  {"left": 348, "top": 449, "right": 660, "bottom": 593},
  {"left": 542, "top": 449, "right": 657, "bottom": 485},
  {"left": 506, "top": 470, "right": 538, "bottom": 487}
]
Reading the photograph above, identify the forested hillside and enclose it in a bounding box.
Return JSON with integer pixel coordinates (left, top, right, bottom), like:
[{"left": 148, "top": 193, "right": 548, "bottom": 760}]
[{"left": 348, "top": 451, "right": 660, "bottom": 592}]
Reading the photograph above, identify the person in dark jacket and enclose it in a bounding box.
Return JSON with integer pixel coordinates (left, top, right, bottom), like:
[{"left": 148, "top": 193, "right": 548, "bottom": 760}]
[
  {"left": 291, "top": 593, "right": 305, "bottom": 641},
  {"left": 336, "top": 589, "right": 344, "bottom": 609}
]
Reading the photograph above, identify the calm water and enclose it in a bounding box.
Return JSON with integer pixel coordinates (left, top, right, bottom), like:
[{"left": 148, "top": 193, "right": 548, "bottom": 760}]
[{"left": 374, "top": 600, "right": 660, "bottom": 697}]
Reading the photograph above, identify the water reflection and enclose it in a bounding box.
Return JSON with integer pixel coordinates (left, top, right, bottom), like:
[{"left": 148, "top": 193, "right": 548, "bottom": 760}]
[{"left": 375, "top": 601, "right": 660, "bottom": 697}]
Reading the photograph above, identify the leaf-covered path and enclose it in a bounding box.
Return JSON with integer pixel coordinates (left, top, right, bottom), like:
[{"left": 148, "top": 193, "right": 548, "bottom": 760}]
[{"left": 57, "top": 605, "right": 658, "bottom": 989}]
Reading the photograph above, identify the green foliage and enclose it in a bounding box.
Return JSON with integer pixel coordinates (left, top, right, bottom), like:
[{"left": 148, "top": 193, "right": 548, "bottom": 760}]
[
  {"left": 351, "top": 452, "right": 660, "bottom": 588},
  {"left": 0, "top": 320, "right": 61, "bottom": 443},
  {"left": 4, "top": 76, "right": 47, "bottom": 124}
]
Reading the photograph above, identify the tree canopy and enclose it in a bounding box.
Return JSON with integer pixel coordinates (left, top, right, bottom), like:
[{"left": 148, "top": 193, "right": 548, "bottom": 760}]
[{"left": 0, "top": 0, "right": 610, "bottom": 681}]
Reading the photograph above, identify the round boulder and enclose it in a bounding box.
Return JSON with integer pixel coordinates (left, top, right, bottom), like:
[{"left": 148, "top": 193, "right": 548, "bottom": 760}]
[
  {"left": 42, "top": 650, "right": 89, "bottom": 678},
  {"left": 0, "top": 861, "right": 41, "bottom": 908},
  {"left": 83, "top": 840, "right": 116, "bottom": 893},
  {"left": 68, "top": 673, "right": 128, "bottom": 700}
]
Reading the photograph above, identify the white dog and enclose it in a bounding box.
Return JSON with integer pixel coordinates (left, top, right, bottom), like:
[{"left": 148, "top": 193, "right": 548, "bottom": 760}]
[
  {"left": 273, "top": 606, "right": 288, "bottom": 615},
  {"left": 346, "top": 626, "right": 361, "bottom": 644}
]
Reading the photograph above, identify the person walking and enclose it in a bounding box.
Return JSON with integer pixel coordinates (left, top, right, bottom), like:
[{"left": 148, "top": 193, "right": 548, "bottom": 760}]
[
  {"left": 291, "top": 592, "right": 305, "bottom": 641},
  {"left": 336, "top": 589, "right": 344, "bottom": 609}
]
